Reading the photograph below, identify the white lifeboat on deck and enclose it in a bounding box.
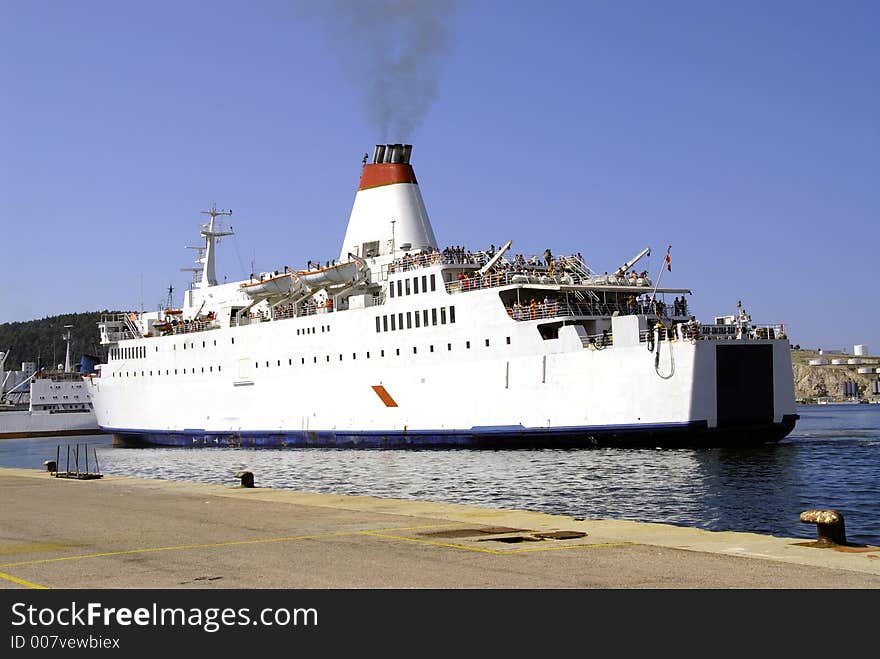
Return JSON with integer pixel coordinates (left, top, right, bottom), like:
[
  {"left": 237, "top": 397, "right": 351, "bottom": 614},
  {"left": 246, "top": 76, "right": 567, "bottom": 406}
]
[
  {"left": 296, "top": 260, "right": 360, "bottom": 288},
  {"left": 240, "top": 273, "right": 298, "bottom": 300}
]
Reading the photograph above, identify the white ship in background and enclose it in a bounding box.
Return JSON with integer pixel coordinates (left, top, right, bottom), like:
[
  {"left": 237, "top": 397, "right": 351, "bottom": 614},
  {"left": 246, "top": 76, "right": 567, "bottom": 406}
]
[
  {"left": 88, "top": 143, "right": 798, "bottom": 448},
  {"left": 1, "top": 330, "right": 100, "bottom": 439}
]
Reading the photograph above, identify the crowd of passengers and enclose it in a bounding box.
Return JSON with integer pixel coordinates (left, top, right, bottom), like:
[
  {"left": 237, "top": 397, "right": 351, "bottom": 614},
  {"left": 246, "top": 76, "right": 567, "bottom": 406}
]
[{"left": 502, "top": 294, "right": 689, "bottom": 321}]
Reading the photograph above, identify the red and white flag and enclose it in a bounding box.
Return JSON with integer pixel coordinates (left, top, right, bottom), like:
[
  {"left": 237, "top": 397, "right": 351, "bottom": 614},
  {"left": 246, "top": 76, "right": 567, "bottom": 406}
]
[{"left": 665, "top": 245, "right": 672, "bottom": 272}]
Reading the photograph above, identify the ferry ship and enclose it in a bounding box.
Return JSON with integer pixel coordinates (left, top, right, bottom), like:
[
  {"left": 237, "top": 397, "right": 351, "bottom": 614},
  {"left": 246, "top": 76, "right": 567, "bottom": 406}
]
[
  {"left": 87, "top": 143, "right": 798, "bottom": 448},
  {"left": 1, "top": 335, "right": 100, "bottom": 439}
]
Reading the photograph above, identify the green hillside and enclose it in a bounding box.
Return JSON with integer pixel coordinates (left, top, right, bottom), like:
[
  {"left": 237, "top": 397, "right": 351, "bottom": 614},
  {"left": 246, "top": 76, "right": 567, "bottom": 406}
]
[{"left": 0, "top": 312, "right": 120, "bottom": 370}]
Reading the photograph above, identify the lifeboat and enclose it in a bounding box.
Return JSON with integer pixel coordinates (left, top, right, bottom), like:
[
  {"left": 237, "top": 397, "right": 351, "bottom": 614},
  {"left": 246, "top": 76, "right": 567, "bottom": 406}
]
[
  {"left": 296, "top": 260, "right": 360, "bottom": 288},
  {"left": 240, "top": 273, "right": 297, "bottom": 299}
]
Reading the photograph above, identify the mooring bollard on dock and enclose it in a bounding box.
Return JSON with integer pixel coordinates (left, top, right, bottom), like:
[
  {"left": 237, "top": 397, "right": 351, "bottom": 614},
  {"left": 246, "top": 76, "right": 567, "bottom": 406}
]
[
  {"left": 43, "top": 460, "right": 57, "bottom": 474},
  {"left": 800, "top": 509, "right": 847, "bottom": 546},
  {"left": 235, "top": 470, "right": 255, "bottom": 488}
]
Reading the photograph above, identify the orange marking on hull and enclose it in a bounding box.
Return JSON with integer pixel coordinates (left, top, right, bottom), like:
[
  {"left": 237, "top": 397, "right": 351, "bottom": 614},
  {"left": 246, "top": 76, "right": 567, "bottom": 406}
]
[
  {"left": 372, "top": 385, "right": 399, "bottom": 407},
  {"left": 358, "top": 163, "right": 418, "bottom": 190}
]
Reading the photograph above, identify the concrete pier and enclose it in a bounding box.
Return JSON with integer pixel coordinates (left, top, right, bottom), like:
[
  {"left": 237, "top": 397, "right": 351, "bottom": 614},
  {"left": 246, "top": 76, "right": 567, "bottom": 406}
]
[{"left": 1, "top": 467, "right": 879, "bottom": 589}]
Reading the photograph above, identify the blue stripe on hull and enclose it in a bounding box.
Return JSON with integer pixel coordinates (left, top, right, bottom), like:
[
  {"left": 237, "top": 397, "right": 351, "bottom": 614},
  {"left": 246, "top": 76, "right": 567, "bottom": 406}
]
[{"left": 107, "top": 415, "right": 797, "bottom": 449}]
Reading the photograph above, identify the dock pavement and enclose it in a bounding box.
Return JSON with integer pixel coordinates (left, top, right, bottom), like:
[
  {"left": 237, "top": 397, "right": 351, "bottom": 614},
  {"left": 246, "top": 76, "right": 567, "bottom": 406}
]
[{"left": 1, "top": 467, "right": 879, "bottom": 589}]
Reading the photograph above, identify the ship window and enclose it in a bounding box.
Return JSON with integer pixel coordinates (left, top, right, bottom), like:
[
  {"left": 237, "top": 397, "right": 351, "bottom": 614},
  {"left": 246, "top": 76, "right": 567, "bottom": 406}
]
[
  {"left": 376, "top": 317, "right": 381, "bottom": 333},
  {"left": 232, "top": 338, "right": 235, "bottom": 344},
  {"left": 339, "top": 354, "right": 343, "bottom": 361},
  {"left": 353, "top": 353, "right": 356, "bottom": 360},
  {"left": 183, "top": 344, "right": 186, "bottom": 350},
  {"left": 210, "top": 366, "right": 213, "bottom": 372},
  {"left": 430, "top": 345, "right": 434, "bottom": 352},
  {"left": 413, "top": 347, "right": 417, "bottom": 354},
  {"left": 466, "top": 341, "right": 471, "bottom": 349},
  {"left": 174, "top": 369, "right": 177, "bottom": 374},
  {"left": 431, "top": 309, "right": 437, "bottom": 326},
  {"left": 149, "top": 372, "right": 152, "bottom": 376},
  {"left": 255, "top": 362, "right": 259, "bottom": 368},
  {"left": 440, "top": 308, "right": 447, "bottom": 324},
  {"left": 415, "top": 313, "right": 421, "bottom": 328},
  {"left": 218, "top": 365, "right": 221, "bottom": 371},
  {"left": 450, "top": 306, "right": 456, "bottom": 323},
  {"left": 289, "top": 359, "right": 292, "bottom": 366},
  {"left": 214, "top": 340, "right": 216, "bottom": 346},
  {"left": 302, "top": 358, "right": 305, "bottom": 364},
  {"left": 423, "top": 310, "right": 429, "bottom": 325},
  {"left": 447, "top": 343, "right": 452, "bottom": 351},
  {"left": 183, "top": 369, "right": 186, "bottom": 374},
  {"left": 266, "top": 361, "right": 270, "bottom": 367},
  {"left": 405, "top": 279, "right": 411, "bottom": 295},
  {"left": 202, "top": 367, "right": 205, "bottom": 373},
  {"left": 326, "top": 355, "right": 330, "bottom": 362},
  {"left": 366, "top": 351, "right": 370, "bottom": 358},
  {"left": 430, "top": 274, "right": 436, "bottom": 291},
  {"left": 381, "top": 350, "right": 385, "bottom": 357},
  {"left": 202, "top": 341, "right": 205, "bottom": 348},
  {"left": 383, "top": 316, "right": 388, "bottom": 332},
  {"left": 166, "top": 370, "right": 169, "bottom": 375},
  {"left": 314, "top": 357, "right": 317, "bottom": 363},
  {"left": 422, "top": 275, "right": 427, "bottom": 292},
  {"left": 390, "top": 315, "right": 396, "bottom": 331},
  {"left": 398, "top": 313, "right": 403, "bottom": 329},
  {"left": 413, "top": 277, "right": 419, "bottom": 294},
  {"left": 155, "top": 346, "right": 158, "bottom": 352},
  {"left": 397, "top": 281, "right": 402, "bottom": 297},
  {"left": 406, "top": 312, "right": 412, "bottom": 329},
  {"left": 506, "top": 337, "right": 511, "bottom": 344},
  {"left": 396, "top": 348, "right": 400, "bottom": 356},
  {"left": 485, "top": 339, "right": 490, "bottom": 347},
  {"left": 277, "top": 360, "right": 281, "bottom": 366},
  {"left": 389, "top": 282, "right": 395, "bottom": 298}
]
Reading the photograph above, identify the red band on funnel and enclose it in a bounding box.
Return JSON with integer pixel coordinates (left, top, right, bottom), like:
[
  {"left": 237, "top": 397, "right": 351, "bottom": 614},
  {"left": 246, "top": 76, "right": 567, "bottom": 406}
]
[{"left": 358, "top": 163, "right": 418, "bottom": 191}]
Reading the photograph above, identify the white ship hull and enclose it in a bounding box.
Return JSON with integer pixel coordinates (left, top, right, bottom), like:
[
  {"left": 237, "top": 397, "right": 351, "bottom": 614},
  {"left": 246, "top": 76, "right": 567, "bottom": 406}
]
[
  {"left": 88, "top": 285, "right": 797, "bottom": 448},
  {"left": 0, "top": 408, "right": 100, "bottom": 439},
  {"left": 1, "top": 377, "right": 100, "bottom": 439},
  {"left": 88, "top": 143, "right": 798, "bottom": 448}
]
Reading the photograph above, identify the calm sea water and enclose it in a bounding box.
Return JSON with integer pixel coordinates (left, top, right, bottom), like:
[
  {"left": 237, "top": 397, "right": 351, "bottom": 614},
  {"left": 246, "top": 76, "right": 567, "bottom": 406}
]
[{"left": 2, "top": 404, "right": 878, "bottom": 546}]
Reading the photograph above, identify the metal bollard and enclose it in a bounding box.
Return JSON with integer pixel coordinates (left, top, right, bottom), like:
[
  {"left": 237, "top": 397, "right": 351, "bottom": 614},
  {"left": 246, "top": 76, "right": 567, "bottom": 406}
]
[
  {"left": 800, "top": 509, "right": 847, "bottom": 546},
  {"left": 43, "top": 460, "right": 57, "bottom": 474},
  {"left": 235, "top": 470, "right": 254, "bottom": 488}
]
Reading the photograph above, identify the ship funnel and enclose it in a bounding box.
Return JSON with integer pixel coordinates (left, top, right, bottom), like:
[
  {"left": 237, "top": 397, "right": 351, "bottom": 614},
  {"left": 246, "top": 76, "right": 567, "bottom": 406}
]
[{"left": 339, "top": 143, "right": 438, "bottom": 262}]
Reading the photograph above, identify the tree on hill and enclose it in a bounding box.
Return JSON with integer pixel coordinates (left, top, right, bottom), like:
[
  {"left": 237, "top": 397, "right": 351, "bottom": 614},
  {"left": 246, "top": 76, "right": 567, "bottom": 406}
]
[{"left": 0, "top": 312, "right": 121, "bottom": 370}]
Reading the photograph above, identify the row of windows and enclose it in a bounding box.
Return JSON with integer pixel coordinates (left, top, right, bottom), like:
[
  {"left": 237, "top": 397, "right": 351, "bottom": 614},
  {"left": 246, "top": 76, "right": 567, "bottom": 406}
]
[
  {"left": 389, "top": 273, "right": 436, "bottom": 298},
  {"left": 112, "top": 337, "right": 513, "bottom": 378},
  {"left": 112, "top": 326, "right": 330, "bottom": 360},
  {"left": 114, "top": 365, "right": 223, "bottom": 378},
  {"left": 111, "top": 346, "right": 147, "bottom": 360},
  {"left": 375, "top": 306, "right": 456, "bottom": 333}
]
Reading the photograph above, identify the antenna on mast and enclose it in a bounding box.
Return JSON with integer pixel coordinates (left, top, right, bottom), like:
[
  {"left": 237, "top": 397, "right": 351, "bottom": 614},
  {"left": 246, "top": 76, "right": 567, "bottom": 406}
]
[{"left": 182, "top": 203, "right": 234, "bottom": 288}]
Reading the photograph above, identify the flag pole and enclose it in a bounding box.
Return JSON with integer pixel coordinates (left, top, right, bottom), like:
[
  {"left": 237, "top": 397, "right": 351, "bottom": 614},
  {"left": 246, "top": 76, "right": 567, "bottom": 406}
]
[{"left": 649, "top": 245, "right": 672, "bottom": 314}]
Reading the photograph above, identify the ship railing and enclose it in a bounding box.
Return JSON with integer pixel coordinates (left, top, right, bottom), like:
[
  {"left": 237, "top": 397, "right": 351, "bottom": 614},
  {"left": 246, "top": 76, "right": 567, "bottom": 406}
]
[
  {"left": 100, "top": 313, "right": 140, "bottom": 342},
  {"left": 579, "top": 331, "right": 614, "bottom": 348},
  {"left": 445, "top": 269, "right": 654, "bottom": 294},
  {"left": 167, "top": 319, "right": 219, "bottom": 335},
  {"left": 697, "top": 322, "right": 788, "bottom": 341}
]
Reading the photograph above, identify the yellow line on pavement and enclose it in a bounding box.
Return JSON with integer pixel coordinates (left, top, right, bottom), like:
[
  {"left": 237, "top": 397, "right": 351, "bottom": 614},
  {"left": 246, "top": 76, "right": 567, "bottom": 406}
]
[
  {"left": 0, "top": 571, "right": 50, "bottom": 590},
  {"left": 0, "top": 523, "right": 460, "bottom": 569}
]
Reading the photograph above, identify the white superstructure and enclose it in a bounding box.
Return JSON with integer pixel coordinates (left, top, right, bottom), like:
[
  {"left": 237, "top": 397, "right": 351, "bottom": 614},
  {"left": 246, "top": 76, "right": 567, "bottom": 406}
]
[
  {"left": 1, "top": 339, "right": 100, "bottom": 439},
  {"left": 87, "top": 144, "right": 798, "bottom": 448}
]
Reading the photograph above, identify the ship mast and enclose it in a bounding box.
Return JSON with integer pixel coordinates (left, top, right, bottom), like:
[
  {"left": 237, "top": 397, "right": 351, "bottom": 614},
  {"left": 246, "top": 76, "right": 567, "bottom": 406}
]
[
  {"left": 196, "top": 203, "right": 234, "bottom": 288},
  {"left": 62, "top": 325, "right": 73, "bottom": 373}
]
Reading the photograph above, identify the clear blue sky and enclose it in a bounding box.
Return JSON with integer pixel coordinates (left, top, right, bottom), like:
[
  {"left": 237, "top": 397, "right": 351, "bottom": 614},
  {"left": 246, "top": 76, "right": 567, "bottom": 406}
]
[{"left": 2, "top": 1, "right": 877, "bottom": 352}]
